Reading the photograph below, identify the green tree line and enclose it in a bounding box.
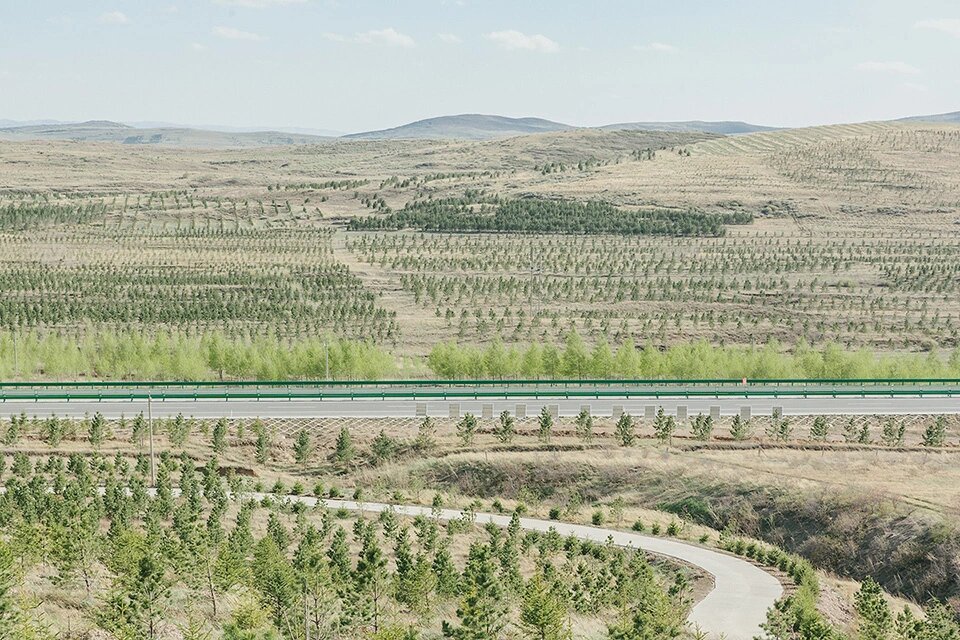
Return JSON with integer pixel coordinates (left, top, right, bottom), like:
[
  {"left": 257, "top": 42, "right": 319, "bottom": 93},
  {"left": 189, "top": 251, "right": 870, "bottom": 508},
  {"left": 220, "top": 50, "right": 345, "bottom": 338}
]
[
  {"left": 428, "top": 334, "right": 960, "bottom": 380},
  {"left": 350, "top": 195, "right": 752, "bottom": 236},
  {"left": 0, "top": 330, "right": 395, "bottom": 381}
]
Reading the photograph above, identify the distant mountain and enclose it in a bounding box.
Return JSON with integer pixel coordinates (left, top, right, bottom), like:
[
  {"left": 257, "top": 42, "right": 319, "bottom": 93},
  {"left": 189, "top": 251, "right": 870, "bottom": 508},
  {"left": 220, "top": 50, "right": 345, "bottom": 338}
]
[
  {"left": 125, "top": 121, "right": 345, "bottom": 137},
  {"left": 345, "top": 114, "right": 575, "bottom": 140},
  {"left": 0, "top": 118, "right": 74, "bottom": 128},
  {"left": 895, "top": 110, "right": 960, "bottom": 124},
  {"left": 0, "top": 120, "right": 333, "bottom": 148},
  {"left": 598, "top": 120, "right": 779, "bottom": 135}
]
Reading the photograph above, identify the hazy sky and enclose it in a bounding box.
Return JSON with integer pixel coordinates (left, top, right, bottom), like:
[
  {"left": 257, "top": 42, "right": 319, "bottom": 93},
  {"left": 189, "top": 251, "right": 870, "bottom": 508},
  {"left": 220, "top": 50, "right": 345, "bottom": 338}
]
[{"left": 2, "top": 0, "right": 959, "bottom": 133}]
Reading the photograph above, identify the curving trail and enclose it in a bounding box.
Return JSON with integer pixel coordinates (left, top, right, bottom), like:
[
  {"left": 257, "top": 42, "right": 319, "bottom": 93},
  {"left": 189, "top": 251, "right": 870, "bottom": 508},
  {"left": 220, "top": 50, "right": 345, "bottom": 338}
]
[{"left": 257, "top": 494, "right": 783, "bottom": 640}]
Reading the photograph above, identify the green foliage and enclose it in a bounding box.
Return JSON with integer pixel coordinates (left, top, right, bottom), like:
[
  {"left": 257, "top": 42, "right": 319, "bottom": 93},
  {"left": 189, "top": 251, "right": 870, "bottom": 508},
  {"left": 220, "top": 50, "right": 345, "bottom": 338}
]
[
  {"left": 730, "top": 415, "right": 752, "bottom": 441},
  {"left": 810, "top": 416, "right": 829, "bottom": 442},
  {"left": 495, "top": 411, "right": 516, "bottom": 444},
  {"left": 766, "top": 418, "right": 792, "bottom": 443},
  {"left": 456, "top": 414, "right": 478, "bottom": 447},
  {"left": 854, "top": 578, "right": 893, "bottom": 639},
  {"left": 42, "top": 416, "right": 64, "bottom": 447},
  {"left": 414, "top": 416, "right": 436, "bottom": 452},
  {"left": 168, "top": 413, "right": 190, "bottom": 449},
  {"left": 212, "top": 418, "right": 228, "bottom": 454},
  {"left": 331, "top": 428, "right": 355, "bottom": 470},
  {"left": 350, "top": 195, "right": 749, "bottom": 236},
  {"left": 428, "top": 338, "right": 960, "bottom": 380},
  {"left": 691, "top": 413, "right": 713, "bottom": 441},
  {"left": 615, "top": 413, "right": 636, "bottom": 447},
  {"left": 95, "top": 534, "right": 171, "bottom": 640},
  {"left": 293, "top": 429, "right": 312, "bottom": 467},
  {"left": 519, "top": 575, "right": 572, "bottom": 640},
  {"left": 88, "top": 412, "right": 107, "bottom": 449},
  {"left": 2, "top": 413, "right": 24, "bottom": 446},
  {"left": 442, "top": 543, "right": 507, "bottom": 640},
  {"left": 370, "top": 430, "right": 397, "bottom": 465},
  {"left": 254, "top": 422, "right": 270, "bottom": 464},
  {"left": 575, "top": 409, "right": 594, "bottom": 442},
  {"left": 653, "top": 408, "right": 676, "bottom": 444},
  {"left": 0, "top": 330, "right": 396, "bottom": 381},
  {"left": 882, "top": 419, "right": 906, "bottom": 448},
  {"left": 538, "top": 407, "right": 554, "bottom": 444},
  {"left": 922, "top": 416, "right": 948, "bottom": 448}
]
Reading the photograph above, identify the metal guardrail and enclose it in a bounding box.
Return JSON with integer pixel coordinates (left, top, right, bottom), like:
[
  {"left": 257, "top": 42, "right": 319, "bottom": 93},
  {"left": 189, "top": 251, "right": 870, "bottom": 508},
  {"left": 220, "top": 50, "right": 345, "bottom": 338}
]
[
  {"left": 0, "top": 377, "right": 959, "bottom": 390},
  {"left": 0, "top": 386, "right": 956, "bottom": 402}
]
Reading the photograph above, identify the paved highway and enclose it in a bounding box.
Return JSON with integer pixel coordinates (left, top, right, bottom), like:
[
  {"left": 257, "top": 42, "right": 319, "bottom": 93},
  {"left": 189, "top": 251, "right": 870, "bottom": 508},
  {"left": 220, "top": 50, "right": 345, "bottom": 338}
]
[{"left": 0, "top": 395, "right": 957, "bottom": 418}]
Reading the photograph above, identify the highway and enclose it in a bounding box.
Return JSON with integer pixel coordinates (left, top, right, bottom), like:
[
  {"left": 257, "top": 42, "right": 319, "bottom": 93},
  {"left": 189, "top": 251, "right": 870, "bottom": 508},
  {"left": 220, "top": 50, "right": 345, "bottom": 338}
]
[
  {"left": 0, "top": 380, "right": 957, "bottom": 418},
  {"left": 0, "top": 394, "right": 958, "bottom": 419}
]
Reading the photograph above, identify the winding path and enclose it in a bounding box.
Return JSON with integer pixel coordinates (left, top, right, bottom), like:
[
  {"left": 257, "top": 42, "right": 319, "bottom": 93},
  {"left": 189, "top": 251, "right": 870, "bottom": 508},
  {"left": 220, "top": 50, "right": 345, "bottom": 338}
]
[{"left": 258, "top": 494, "right": 783, "bottom": 640}]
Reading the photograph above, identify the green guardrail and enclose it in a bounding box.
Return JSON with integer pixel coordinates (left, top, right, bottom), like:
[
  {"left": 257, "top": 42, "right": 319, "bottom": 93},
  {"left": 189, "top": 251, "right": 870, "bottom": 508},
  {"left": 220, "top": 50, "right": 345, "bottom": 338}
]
[
  {"left": 0, "top": 377, "right": 959, "bottom": 389},
  {"left": 0, "top": 387, "right": 956, "bottom": 402}
]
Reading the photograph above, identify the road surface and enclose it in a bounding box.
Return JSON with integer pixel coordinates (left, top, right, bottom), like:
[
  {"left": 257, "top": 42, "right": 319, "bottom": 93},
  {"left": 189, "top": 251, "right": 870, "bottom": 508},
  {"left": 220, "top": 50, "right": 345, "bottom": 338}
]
[{"left": 0, "top": 395, "right": 957, "bottom": 418}]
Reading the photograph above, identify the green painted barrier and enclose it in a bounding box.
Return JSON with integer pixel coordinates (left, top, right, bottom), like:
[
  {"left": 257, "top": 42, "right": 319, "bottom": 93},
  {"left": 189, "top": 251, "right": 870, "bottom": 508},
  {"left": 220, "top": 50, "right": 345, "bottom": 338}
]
[
  {"left": 0, "top": 387, "right": 955, "bottom": 402},
  {"left": 0, "top": 377, "right": 959, "bottom": 389}
]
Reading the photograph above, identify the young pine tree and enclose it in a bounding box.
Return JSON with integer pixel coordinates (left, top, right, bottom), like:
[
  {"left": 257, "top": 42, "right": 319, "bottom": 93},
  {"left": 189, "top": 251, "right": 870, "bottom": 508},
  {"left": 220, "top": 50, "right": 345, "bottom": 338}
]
[
  {"left": 456, "top": 414, "right": 477, "bottom": 447},
  {"left": 495, "top": 411, "right": 516, "bottom": 444},
  {"left": 88, "top": 412, "right": 107, "bottom": 450},
  {"left": 330, "top": 427, "right": 355, "bottom": 471},
  {"left": 615, "top": 413, "right": 636, "bottom": 447},
  {"left": 212, "top": 418, "right": 228, "bottom": 454},
  {"left": 254, "top": 423, "right": 270, "bottom": 464},
  {"left": 442, "top": 543, "right": 507, "bottom": 640},
  {"left": 691, "top": 414, "right": 713, "bottom": 441},
  {"left": 810, "top": 416, "right": 829, "bottom": 442},
  {"left": 414, "top": 416, "right": 436, "bottom": 452},
  {"left": 519, "top": 575, "right": 572, "bottom": 640},
  {"left": 537, "top": 407, "right": 554, "bottom": 444},
  {"left": 574, "top": 409, "right": 594, "bottom": 443},
  {"left": 730, "top": 415, "right": 752, "bottom": 441},
  {"left": 370, "top": 430, "right": 396, "bottom": 465},
  {"left": 922, "top": 415, "right": 948, "bottom": 448},
  {"left": 293, "top": 429, "right": 312, "bottom": 469}
]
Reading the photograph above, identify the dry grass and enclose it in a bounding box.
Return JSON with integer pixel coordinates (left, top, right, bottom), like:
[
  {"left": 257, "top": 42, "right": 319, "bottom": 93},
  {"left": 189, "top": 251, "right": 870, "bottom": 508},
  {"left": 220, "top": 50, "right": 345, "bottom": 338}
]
[{"left": 2, "top": 122, "right": 960, "bottom": 357}]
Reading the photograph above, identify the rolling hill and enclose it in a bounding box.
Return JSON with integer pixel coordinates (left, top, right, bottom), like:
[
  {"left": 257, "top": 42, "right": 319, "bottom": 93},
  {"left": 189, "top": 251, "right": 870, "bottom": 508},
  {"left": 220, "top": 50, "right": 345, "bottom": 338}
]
[
  {"left": 896, "top": 110, "right": 960, "bottom": 124},
  {"left": 344, "top": 114, "right": 575, "bottom": 140},
  {"left": 598, "top": 120, "right": 778, "bottom": 135},
  {"left": 0, "top": 120, "right": 332, "bottom": 148}
]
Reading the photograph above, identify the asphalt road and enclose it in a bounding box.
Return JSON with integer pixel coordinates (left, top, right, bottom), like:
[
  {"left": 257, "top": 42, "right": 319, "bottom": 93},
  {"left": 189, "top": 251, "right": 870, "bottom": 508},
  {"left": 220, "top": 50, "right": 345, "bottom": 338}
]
[
  {"left": 1, "top": 395, "right": 957, "bottom": 418},
  {"left": 304, "top": 497, "right": 783, "bottom": 640}
]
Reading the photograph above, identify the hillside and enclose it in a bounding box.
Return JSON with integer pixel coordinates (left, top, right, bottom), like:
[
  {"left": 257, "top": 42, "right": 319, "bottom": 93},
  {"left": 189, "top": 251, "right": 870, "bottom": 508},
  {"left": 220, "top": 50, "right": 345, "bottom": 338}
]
[
  {"left": 0, "top": 120, "right": 333, "bottom": 148},
  {"left": 896, "top": 110, "right": 960, "bottom": 124},
  {"left": 344, "top": 113, "right": 575, "bottom": 140},
  {"left": 599, "top": 120, "right": 777, "bottom": 135}
]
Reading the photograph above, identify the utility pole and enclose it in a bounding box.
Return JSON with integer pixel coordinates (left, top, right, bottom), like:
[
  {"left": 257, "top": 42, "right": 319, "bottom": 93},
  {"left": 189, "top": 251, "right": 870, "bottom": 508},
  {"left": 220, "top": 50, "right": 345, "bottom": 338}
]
[
  {"left": 325, "top": 339, "right": 329, "bottom": 380},
  {"left": 148, "top": 394, "right": 156, "bottom": 487},
  {"left": 12, "top": 331, "right": 18, "bottom": 379}
]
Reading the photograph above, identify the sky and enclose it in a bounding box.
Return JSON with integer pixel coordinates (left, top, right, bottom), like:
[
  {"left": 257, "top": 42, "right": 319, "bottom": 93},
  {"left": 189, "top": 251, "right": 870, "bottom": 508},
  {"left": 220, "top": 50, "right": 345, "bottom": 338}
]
[{"left": 1, "top": 0, "right": 959, "bottom": 134}]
